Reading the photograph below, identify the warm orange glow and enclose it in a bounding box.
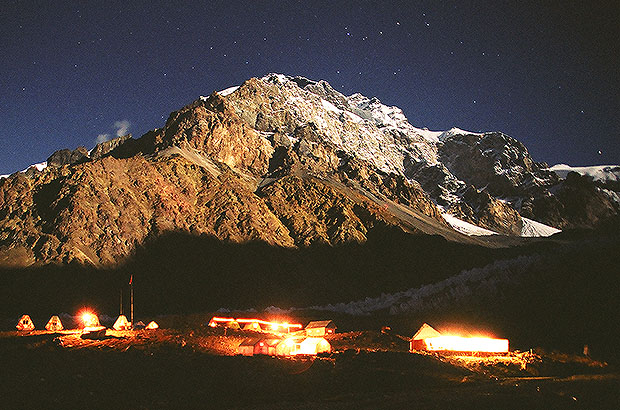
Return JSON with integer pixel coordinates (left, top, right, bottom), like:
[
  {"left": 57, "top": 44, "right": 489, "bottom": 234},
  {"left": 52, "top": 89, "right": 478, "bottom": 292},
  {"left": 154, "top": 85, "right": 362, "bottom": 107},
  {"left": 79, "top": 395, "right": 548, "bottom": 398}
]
[
  {"left": 424, "top": 336, "right": 509, "bottom": 353},
  {"left": 146, "top": 321, "right": 159, "bottom": 330},
  {"left": 277, "top": 337, "right": 331, "bottom": 356},
  {"left": 209, "top": 316, "right": 303, "bottom": 332},
  {"left": 79, "top": 310, "right": 100, "bottom": 328}
]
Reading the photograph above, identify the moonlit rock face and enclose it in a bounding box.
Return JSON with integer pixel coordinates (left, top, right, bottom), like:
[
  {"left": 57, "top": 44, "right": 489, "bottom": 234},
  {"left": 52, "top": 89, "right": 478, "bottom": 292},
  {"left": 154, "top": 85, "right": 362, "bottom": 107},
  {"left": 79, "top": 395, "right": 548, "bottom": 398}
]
[
  {"left": 219, "top": 74, "right": 573, "bottom": 236},
  {"left": 226, "top": 73, "right": 447, "bottom": 175}
]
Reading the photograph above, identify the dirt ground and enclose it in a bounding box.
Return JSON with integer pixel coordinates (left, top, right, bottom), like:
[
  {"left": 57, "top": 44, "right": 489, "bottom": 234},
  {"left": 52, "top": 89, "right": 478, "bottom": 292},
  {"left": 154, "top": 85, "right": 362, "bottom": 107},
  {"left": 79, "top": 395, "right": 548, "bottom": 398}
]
[{"left": 0, "top": 328, "right": 617, "bottom": 410}]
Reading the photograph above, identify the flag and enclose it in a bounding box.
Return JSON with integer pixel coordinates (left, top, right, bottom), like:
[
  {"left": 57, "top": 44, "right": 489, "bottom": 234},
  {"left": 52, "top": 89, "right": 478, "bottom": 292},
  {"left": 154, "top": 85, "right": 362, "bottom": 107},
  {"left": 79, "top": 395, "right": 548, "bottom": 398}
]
[{"left": 129, "top": 275, "right": 133, "bottom": 285}]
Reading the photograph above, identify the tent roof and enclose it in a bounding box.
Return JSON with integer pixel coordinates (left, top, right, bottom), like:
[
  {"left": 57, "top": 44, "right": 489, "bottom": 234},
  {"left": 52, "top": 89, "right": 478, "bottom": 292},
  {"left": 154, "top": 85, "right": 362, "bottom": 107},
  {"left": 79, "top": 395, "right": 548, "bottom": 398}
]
[
  {"left": 412, "top": 323, "right": 442, "bottom": 340},
  {"left": 240, "top": 337, "right": 283, "bottom": 347},
  {"left": 306, "top": 320, "right": 335, "bottom": 329},
  {"left": 239, "top": 337, "right": 263, "bottom": 347}
]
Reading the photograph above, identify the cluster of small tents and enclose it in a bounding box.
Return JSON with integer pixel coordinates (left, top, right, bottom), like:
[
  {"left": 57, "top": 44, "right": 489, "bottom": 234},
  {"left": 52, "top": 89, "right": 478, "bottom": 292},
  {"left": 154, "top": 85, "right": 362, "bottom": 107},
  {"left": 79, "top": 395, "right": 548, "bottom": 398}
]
[
  {"left": 112, "top": 314, "right": 159, "bottom": 330},
  {"left": 15, "top": 314, "right": 159, "bottom": 332},
  {"left": 16, "top": 314, "right": 63, "bottom": 331}
]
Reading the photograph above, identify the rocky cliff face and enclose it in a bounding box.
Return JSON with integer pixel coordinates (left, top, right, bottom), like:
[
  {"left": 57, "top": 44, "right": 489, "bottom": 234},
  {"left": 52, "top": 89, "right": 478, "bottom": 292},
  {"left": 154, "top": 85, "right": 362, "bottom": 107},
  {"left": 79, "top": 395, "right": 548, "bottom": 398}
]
[{"left": 0, "top": 73, "right": 617, "bottom": 266}]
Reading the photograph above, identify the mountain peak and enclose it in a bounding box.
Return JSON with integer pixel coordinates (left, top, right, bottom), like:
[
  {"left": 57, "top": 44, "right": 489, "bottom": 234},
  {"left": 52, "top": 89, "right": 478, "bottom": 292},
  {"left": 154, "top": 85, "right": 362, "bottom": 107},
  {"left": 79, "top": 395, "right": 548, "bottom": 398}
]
[{"left": 1, "top": 73, "right": 618, "bottom": 266}]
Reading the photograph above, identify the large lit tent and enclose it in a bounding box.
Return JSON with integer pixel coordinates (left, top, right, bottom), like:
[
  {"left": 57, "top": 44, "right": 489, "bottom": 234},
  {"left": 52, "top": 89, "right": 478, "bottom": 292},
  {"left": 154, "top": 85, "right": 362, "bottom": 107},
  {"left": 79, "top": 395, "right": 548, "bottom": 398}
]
[
  {"left": 45, "top": 315, "right": 63, "bottom": 331},
  {"left": 275, "top": 337, "right": 331, "bottom": 356},
  {"left": 16, "top": 314, "right": 35, "bottom": 331},
  {"left": 275, "top": 337, "right": 303, "bottom": 356},
  {"left": 237, "top": 337, "right": 282, "bottom": 356},
  {"left": 305, "top": 320, "right": 336, "bottom": 337},
  {"left": 113, "top": 315, "right": 131, "bottom": 330},
  {"left": 298, "top": 337, "right": 331, "bottom": 355},
  {"left": 238, "top": 338, "right": 261, "bottom": 356},
  {"left": 410, "top": 323, "right": 509, "bottom": 354},
  {"left": 410, "top": 323, "right": 442, "bottom": 351}
]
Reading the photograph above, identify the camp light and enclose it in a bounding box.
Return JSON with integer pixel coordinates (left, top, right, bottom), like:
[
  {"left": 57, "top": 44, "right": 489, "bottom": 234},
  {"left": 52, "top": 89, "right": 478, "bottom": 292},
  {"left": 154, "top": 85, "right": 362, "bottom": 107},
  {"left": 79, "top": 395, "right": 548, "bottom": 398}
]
[{"left": 79, "top": 310, "right": 99, "bottom": 328}]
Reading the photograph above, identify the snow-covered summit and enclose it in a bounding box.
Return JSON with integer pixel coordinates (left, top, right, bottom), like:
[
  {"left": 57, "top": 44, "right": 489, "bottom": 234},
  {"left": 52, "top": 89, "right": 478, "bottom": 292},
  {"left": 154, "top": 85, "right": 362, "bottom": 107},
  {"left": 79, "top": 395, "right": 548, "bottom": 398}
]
[
  {"left": 217, "top": 73, "right": 574, "bottom": 236},
  {"left": 439, "top": 127, "right": 482, "bottom": 141},
  {"left": 221, "top": 73, "right": 482, "bottom": 173},
  {"left": 549, "top": 164, "right": 620, "bottom": 183}
]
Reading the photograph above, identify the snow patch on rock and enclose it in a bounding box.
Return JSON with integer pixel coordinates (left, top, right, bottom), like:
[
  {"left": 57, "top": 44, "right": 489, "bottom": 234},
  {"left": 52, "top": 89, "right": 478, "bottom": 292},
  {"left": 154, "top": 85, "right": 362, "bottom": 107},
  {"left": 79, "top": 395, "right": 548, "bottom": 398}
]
[
  {"left": 217, "top": 85, "right": 240, "bottom": 97},
  {"left": 442, "top": 213, "right": 498, "bottom": 236},
  {"left": 521, "top": 217, "right": 561, "bottom": 237}
]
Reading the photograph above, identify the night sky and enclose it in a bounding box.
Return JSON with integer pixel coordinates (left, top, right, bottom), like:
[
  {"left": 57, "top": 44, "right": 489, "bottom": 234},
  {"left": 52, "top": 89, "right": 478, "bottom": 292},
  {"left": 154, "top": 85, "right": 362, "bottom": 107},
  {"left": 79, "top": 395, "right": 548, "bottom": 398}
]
[{"left": 1, "top": 0, "right": 618, "bottom": 175}]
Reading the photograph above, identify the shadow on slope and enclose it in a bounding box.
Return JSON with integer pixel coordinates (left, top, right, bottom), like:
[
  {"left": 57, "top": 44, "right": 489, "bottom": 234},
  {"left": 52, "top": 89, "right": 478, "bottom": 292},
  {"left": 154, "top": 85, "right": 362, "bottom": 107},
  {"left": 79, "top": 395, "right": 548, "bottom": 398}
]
[{"left": 0, "top": 226, "right": 541, "bottom": 324}]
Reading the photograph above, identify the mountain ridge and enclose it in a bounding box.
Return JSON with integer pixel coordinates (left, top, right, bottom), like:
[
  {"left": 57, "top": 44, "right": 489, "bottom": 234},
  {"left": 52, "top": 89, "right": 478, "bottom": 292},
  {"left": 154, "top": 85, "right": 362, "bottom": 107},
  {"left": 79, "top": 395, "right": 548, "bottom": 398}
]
[{"left": 0, "top": 73, "right": 618, "bottom": 266}]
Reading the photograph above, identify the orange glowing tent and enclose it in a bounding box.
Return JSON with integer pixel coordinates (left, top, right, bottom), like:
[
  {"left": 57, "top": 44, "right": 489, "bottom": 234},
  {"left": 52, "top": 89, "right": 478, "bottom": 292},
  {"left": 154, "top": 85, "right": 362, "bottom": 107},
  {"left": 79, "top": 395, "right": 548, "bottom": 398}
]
[
  {"left": 113, "top": 315, "right": 131, "bottom": 330},
  {"left": 305, "top": 320, "right": 336, "bottom": 337},
  {"left": 275, "top": 336, "right": 331, "bottom": 356},
  {"left": 45, "top": 315, "right": 64, "bottom": 331},
  {"left": 237, "top": 337, "right": 282, "bottom": 356},
  {"left": 16, "top": 315, "right": 35, "bottom": 331},
  {"left": 410, "top": 323, "right": 509, "bottom": 353},
  {"left": 410, "top": 323, "right": 442, "bottom": 351},
  {"left": 146, "top": 321, "right": 159, "bottom": 330},
  {"left": 81, "top": 313, "right": 100, "bottom": 328},
  {"left": 243, "top": 321, "right": 262, "bottom": 331},
  {"left": 298, "top": 337, "right": 331, "bottom": 355}
]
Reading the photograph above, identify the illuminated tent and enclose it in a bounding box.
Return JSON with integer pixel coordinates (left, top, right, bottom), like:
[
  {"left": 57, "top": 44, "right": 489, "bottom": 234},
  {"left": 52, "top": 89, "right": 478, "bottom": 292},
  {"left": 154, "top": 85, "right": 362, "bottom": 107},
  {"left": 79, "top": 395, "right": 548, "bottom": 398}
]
[
  {"left": 305, "top": 320, "right": 336, "bottom": 337},
  {"left": 113, "top": 315, "right": 131, "bottom": 330},
  {"left": 410, "top": 323, "right": 509, "bottom": 353},
  {"left": 298, "top": 337, "right": 331, "bottom": 355},
  {"left": 237, "top": 337, "right": 282, "bottom": 356},
  {"left": 16, "top": 315, "right": 35, "bottom": 331},
  {"left": 275, "top": 337, "right": 302, "bottom": 356},
  {"left": 410, "top": 323, "right": 442, "bottom": 351},
  {"left": 146, "top": 321, "right": 159, "bottom": 330},
  {"left": 45, "top": 315, "right": 64, "bottom": 331},
  {"left": 208, "top": 318, "right": 240, "bottom": 329},
  {"left": 225, "top": 321, "right": 241, "bottom": 329},
  {"left": 81, "top": 313, "right": 100, "bottom": 328},
  {"left": 243, "top": 321, "right": 262, "bottom": 332},
  {"left": 275, "top": 337, "right": 331, "bottom": 356}
]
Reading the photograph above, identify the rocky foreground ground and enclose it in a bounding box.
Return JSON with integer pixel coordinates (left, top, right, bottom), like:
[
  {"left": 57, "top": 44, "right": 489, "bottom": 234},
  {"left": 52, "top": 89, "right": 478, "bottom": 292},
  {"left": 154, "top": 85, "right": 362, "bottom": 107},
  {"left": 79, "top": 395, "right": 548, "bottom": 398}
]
[{"left": 1, "top": 326, "right": 617, "bottom": 410}]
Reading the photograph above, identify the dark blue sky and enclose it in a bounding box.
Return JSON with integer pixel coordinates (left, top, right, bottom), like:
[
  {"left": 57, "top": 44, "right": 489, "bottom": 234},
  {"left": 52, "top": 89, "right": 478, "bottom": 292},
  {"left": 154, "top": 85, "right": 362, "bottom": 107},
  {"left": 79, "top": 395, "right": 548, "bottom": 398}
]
[{"left": 1, "top": 0, "right": 618, "bottom": 175}]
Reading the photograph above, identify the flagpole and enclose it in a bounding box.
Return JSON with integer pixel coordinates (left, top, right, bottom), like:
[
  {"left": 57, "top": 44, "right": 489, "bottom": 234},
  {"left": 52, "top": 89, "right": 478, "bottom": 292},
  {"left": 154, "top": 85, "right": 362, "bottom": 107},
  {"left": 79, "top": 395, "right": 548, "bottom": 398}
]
[{"left": 130, "top": 275, "right": 134, "bottom": 326}]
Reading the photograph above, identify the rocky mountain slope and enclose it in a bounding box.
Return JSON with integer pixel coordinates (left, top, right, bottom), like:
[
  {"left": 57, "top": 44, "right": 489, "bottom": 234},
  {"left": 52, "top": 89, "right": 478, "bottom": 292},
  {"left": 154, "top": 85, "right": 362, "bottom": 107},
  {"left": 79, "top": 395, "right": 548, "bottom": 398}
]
[{"left": 0, "top": 74, "right": 618, "bottom": 266}]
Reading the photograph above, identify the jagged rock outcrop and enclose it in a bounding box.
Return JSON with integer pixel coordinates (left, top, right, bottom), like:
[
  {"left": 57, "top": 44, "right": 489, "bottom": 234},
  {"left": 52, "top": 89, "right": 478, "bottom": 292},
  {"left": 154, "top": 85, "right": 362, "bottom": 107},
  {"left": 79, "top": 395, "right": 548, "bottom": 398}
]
[
  {"left": 47, "top": 146, "right": 89, "bottom": 167},
  {"left": 438, "top": 131, "right": 559, "bottom": 198},
  {"left": 90, "top": 134, "right": 133, "bottom": 160},
  {"left": 521, "top": 172, "right": 619, "bottom": 228}
]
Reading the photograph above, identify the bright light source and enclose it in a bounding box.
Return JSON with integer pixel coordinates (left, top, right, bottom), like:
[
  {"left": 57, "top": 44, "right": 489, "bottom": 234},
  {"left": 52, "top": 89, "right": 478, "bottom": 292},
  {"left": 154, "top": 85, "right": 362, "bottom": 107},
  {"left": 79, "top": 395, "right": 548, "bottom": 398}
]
[
  {"left": 424, "top": 336, "right": 509, "bottom": 353},
  {"left": 79, "top": 310, "right": 99, "bottom": 328},
  {"left": 209, "top": 317, "right": 303, "bottom": 332}
]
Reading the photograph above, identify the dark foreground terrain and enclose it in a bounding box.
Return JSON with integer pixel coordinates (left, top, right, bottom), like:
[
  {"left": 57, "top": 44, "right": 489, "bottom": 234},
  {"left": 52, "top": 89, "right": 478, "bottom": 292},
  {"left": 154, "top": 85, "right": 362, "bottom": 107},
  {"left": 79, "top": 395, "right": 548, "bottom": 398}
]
[{"left": 1, "top": 328, "right": 617, "bottom": 410}]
